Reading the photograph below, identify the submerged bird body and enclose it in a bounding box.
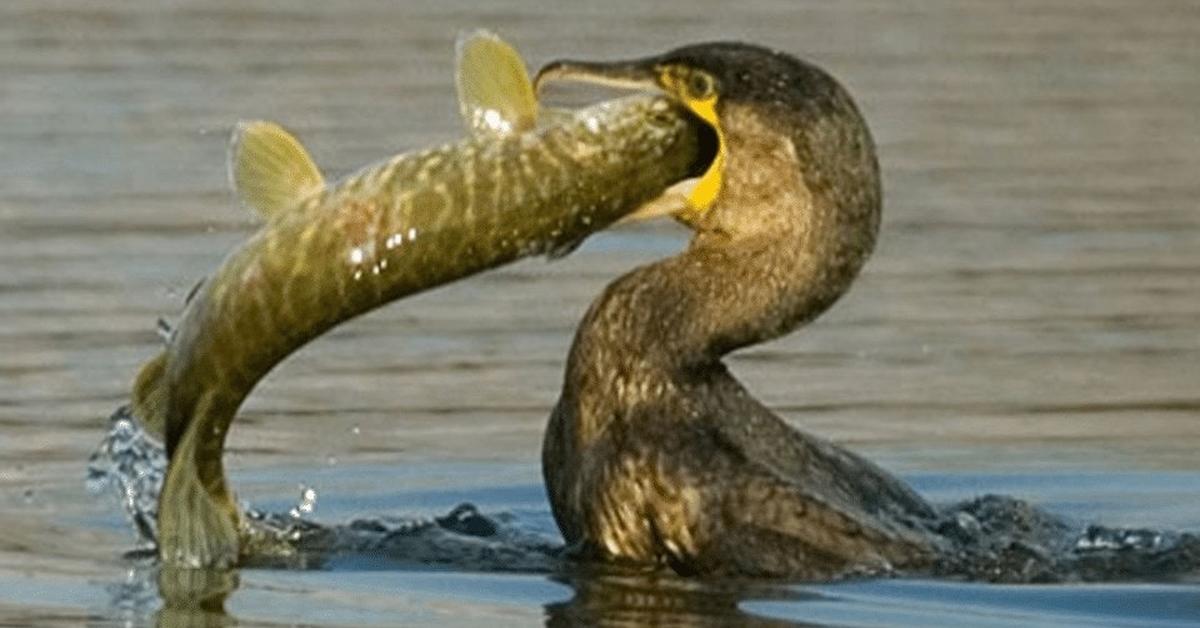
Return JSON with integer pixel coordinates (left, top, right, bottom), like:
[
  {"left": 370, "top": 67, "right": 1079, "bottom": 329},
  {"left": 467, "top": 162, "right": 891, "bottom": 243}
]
[
  {"left": 539, "top": 43, "right": 940, "bottom": 578},
  {"left": 135, "top": 33, "right": 708, "bottom": 568}
]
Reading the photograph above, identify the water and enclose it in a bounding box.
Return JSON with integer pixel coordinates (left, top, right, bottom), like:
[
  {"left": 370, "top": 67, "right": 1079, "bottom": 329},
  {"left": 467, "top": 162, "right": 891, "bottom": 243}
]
[{"left": 2, "top": 0, "right": 1199, "bottom": 625}]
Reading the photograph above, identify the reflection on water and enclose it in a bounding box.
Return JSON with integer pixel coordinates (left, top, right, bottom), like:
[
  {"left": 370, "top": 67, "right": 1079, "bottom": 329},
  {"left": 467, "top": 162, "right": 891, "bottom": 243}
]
[
  {"left": 110, "top": 565, "right": 815, "bottom": 628},
  {"left": 156, "top": 566, "right": 239, "bottom": 628},
  {"left": 546, "top": 568, "right": 819, "bottom": 628},
  {"left": 137, "top": 564, "right": 816, "bottom": 628},
  {"left": 3, "top": 0, "right": 1200, "bottom": 625}
]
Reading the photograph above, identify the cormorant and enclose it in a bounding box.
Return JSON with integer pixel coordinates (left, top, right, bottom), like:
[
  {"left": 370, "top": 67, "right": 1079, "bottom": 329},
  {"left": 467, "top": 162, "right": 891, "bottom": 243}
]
[{"left": 537, "top": 42, "right": 942, "bottom": 579}]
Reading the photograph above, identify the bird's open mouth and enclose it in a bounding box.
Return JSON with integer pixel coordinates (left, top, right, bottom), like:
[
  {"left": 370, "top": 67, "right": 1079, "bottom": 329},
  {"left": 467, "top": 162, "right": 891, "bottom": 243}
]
[
  {"left": 534, "top": 58, "right": 720, "bottom": 204},
  {"left": 682, "top": 109, "right": 719, "bottom": 181}
]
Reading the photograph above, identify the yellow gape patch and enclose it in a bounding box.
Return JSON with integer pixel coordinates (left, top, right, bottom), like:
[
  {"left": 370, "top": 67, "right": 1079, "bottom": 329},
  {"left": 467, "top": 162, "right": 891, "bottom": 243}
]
[{"left": 683, "top": 95, "right": 725, "bottom": 214}]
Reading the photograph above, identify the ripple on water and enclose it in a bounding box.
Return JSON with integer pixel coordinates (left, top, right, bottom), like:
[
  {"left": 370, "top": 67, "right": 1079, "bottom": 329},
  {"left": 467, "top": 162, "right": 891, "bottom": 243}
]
[{"left": 86, "top": 406, "right": 1199, "bottom": 585}]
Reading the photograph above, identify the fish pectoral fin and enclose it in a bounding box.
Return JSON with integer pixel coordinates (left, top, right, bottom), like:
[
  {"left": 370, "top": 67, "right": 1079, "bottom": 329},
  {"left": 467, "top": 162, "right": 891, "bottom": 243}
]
[
  {"left": 545, "top": 179, "right": 698, "bottom": 260},
  {"left": 455, "top": 29, "right": 538, "bottom": 137},
  {"left": 615, "top": 179, "right": 698, "bottom": 226},
  {"left": 229, "top": 120, "right": 325, "bottom": 219}
]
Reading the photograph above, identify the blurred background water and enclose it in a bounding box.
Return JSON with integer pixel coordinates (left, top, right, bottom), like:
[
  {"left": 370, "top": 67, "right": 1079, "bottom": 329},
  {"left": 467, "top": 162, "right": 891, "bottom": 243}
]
[{"left": 1, "top": 1, "right": 1198, "bottom": 625}]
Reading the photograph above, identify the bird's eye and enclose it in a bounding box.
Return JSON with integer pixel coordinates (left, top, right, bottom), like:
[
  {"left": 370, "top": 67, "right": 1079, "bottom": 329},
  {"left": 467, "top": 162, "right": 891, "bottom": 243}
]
[{"left": 687, "top": 72, "right": 714, "bottom": 99}]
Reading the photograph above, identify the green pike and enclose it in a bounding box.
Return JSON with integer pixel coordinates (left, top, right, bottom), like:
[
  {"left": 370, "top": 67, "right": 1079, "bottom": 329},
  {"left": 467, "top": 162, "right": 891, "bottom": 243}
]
[{"left": 132, "top": 31, "right": 709, "bottom": 568}]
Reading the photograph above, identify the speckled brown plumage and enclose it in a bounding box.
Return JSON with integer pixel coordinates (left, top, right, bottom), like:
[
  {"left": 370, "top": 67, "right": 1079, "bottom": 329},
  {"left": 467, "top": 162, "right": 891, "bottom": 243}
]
[{"left": 541, "top": 43, "right": 942, "bottom": 579}]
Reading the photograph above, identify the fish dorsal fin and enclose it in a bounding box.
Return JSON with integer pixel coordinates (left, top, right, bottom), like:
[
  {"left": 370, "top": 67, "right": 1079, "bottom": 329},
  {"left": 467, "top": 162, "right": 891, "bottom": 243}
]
[
  {"left": 229, "top": 120, "right": 325, "bottom": 219},
  {"left": 455, "top": 29, "right": 538, "bottom": 137}
]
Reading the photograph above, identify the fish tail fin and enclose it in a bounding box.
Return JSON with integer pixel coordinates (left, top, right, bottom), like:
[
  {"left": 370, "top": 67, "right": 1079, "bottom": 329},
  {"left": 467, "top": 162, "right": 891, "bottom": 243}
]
[
  {"left": 157, "top": 396, "right": 242, "bottom": 568},
  {"left": 455, "top": 29, "right": 538, "bottom": 137},
  {"left": 131, "top": 352, "right": 169, "bottom": 440},
  {"left": 229, "top": 120, "right": 326, "bottom": 219}
]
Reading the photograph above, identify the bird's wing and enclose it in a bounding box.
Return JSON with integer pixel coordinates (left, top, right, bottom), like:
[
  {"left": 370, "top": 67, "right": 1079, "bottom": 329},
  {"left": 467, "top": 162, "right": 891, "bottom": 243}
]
[
  {"left": 704, "top": 454, "right": 937, "bottom": 576},
  {"left": 624, "top": 413, "right": 935, "bottom": 578},
  {"left": 702, "top": 385, "right": 935, "bottom": 520}
]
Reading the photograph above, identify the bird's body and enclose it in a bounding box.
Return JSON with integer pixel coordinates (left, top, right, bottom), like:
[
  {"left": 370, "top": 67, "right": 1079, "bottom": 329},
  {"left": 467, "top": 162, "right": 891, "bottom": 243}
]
[{"left": 539, "top": 43, "right": 940, "bottom": 578}]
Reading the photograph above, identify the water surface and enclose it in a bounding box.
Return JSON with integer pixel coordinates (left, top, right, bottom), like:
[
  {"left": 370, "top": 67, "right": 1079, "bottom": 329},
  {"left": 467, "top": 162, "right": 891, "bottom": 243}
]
[{"left": 1, "top": 1, "right": 1198, "bottom": 625}]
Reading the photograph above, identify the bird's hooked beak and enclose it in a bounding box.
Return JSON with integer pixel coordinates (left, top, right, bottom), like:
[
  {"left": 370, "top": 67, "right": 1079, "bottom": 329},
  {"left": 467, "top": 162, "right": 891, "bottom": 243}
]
[{"left": 533, "top": 58, "right": 664, "bottom": 95}]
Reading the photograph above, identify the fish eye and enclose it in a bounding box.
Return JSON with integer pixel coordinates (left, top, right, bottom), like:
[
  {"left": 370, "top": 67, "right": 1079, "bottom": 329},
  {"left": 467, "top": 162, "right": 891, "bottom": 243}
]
[{"left": 687, "top": 72, "right": 715, "bottom": 99}]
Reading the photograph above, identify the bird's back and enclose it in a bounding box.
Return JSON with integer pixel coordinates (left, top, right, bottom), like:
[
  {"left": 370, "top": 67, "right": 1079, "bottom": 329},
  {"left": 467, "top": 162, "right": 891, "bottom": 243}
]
[{"left": 543, "top": 364, "right": 940, "bottom": 578}]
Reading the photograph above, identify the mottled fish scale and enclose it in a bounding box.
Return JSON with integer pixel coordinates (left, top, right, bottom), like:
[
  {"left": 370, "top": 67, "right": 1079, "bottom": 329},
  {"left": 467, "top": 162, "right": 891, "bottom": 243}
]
[{"left": 150, "top": 96, "right": 704, "bottom": 567}]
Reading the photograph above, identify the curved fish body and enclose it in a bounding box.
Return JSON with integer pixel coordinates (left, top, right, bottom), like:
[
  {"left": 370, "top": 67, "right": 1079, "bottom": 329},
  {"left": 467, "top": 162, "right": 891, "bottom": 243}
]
[{"left": 134, "top": 33, "right": 707, "bottom": 568}]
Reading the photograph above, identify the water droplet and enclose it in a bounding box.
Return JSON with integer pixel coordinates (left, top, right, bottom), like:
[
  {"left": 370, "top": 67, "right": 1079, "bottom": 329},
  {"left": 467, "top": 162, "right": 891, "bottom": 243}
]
[{"left": 289, "top": 484, "right": 317, "bottom": 518}]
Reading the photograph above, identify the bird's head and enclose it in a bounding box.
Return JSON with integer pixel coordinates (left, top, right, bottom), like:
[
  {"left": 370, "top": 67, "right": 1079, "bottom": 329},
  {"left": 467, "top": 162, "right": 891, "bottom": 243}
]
[{"left": 535, "top": 42, "right": 880, "bottom": 239}]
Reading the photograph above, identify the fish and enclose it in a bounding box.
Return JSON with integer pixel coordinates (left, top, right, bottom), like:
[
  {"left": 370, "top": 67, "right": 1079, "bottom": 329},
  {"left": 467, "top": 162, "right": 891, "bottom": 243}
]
[{"left": 129, "top": 30, "right": 711, "bottom": 568}]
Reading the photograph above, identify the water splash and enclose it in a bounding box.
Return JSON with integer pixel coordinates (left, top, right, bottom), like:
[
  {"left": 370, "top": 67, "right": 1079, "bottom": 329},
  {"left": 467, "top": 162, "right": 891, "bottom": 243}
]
[
  {"left": 929, "top": 495, "right": 1200, "bottom": 583},
  {"left": 86, "top": 406, "right": 1197, "bottom": 580},
  {"left": 86, "top": 405, "right": 559, "bottom": 571},
  {"left": 288, "top": 485, "right": 318, "bottom": 519},
  {"left": 86, "top": 406, "right": 165, "bottom": 549}
]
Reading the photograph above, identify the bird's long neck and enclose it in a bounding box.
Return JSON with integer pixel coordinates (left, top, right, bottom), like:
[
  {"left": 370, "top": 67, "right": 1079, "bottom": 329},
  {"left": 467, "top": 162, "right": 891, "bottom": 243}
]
[{"left": 561, "top": 100, "right": 880, "bottom": 436}]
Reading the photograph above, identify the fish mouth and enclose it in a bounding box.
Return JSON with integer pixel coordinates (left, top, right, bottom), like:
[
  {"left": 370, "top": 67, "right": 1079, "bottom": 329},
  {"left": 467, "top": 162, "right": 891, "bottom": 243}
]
[{"left": 534, "top": 57, "right": 720, "bottom": 223}]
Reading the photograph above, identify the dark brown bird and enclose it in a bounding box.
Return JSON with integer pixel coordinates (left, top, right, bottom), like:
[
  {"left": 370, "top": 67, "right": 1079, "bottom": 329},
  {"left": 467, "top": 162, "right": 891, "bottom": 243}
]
[{"left": 537, "top": 42, "right": 942, "bottom": 579}]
